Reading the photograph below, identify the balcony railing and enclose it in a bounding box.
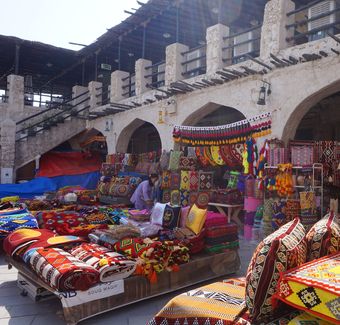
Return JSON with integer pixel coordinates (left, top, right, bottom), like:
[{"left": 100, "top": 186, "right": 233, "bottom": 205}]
[
  {"left": 145, "top": 60, "right": 166, "bottom": 89},
  {"left": 122, "top": 73, "right": 135, "bottom": 98},
  {"left": 286, "top": 0, "right": 340, "bottom": 46},
  {"left": 222, "top": 25, "right": 262, "bottom": 66},
  {"left": 181, "top": 44, "right": 207, "bottom": 78}
]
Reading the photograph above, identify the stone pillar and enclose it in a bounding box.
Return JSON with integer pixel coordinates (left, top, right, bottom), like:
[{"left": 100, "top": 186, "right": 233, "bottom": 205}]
[
  {"left": 260, "top": 0, "right": 295, "bottom": 59},
  {"left": 206, "top": 24, "right": 230, "bottom": 75},
  {"left": 165, "top": 43, "right": 189, "bottom": 86},
  {"left": 135, "top": 59, "right": 152, "bottom": 96},
  {"left": 7, "top": 74, "right": 24, "bottom": 114},
  {"left": 72, "top": 85, "right": 88, "bottom": 118},
  {"left": 110, "top": 70, "right": 130, "bottom": 102},
  {"left": 1, "top": 118, "right": 16, "bottom": 183},
  {"left": 88, "top": 81, "right": 102, "bottom": 110}
]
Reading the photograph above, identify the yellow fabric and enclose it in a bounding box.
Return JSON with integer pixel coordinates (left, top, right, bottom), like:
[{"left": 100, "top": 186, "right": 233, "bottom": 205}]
[
  {"left": 186, "top": 204, "right": 207, "bottom": 235},
  {"left": 1, "top": 196, "right": 19, "bottom": 203},
  {"left": 210, "top": 146, "right": 225, "bottom": 166},
  {"left": 288, "top": 312, "right": 333, "bottom": 324}
]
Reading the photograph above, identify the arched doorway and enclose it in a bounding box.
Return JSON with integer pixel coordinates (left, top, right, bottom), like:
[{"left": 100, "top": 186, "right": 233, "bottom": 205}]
[{"left": 127, "top": 122, "right": 162, "bottom": 154}]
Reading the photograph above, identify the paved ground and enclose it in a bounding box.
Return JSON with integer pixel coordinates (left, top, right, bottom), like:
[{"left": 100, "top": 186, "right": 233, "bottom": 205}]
[{"left": 0, "top": 238, "right": 258, "bottom": 325}]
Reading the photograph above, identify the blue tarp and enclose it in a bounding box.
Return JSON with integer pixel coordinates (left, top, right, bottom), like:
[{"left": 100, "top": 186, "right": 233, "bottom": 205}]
[{"left": 0, "top": 171, "right": 100, "bottom": 199}]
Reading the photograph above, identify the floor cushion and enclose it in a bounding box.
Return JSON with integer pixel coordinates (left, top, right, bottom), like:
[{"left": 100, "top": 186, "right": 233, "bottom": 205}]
[
  {"left": 305, "top": 212, "right": 340, "bottom": 261},
  {"left": 274, "top": 252, "right": 340, "bottom": 325},
  {"left": 245, "top": 217, "right": 307, "bottom": 323}
]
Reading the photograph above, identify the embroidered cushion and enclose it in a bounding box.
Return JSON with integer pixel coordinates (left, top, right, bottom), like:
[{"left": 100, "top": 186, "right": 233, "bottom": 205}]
[
  {"left": 274, "top": 253, "right": 340, "bottom": 325},
  {"left": 180, "top": 206, "right": 191, "bottom": 228},
  {"left": 186, "top": 204, "right": 207, "bottom": 235},
  {"left": 305, "top": 212, "right": 340, "bottom": 261},
  {"left": 245, "top": 218, "right": 307, "bottom": 323},
  {"left": 163, "top": 205, "right": 181, "bottom": 230}
]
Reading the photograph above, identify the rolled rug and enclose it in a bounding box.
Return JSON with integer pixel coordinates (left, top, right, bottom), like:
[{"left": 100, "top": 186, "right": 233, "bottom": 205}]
[
  {"left": 70, "top": 243, "right": 137, "bottom": 282},
  {"left": 24, "top": 247, "right": 99, "bottom": 291}
]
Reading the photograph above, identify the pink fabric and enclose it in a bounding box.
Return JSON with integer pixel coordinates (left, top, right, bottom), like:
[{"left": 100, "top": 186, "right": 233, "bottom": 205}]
[
  {"left": 204, "top": 211, "right": 228, "bottom": 228},
  {"left": 244, "top": 197, "right": 262, "bottom": 212},
  {"left": 180, "top": 206, "right": 191, "bottom": 228}
]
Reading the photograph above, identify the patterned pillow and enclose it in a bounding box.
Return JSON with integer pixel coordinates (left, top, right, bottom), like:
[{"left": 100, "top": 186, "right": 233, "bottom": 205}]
[
  {"left": 180, "top": 206, "right": 191, "bottom": 228},
  {"left": 274, "top": 253, "right": 340, "bottom": 325},
  {"left": 245, "top": 218, "right": 307, "bottom": 323},
  {"left": 113, "top": 184, "right": 130, "bottom": 197},
  {"left": 186, "top": 204, "right": 207, "bottom": 235},
  {"left": 306, "top": 212, "right": 340, "bottom": 261},
  {"left": 163, "top": 205, "right": 181, "bottom": 230},
  {"left": 287, "top": 311, "right": 333, "bottom": 324}
]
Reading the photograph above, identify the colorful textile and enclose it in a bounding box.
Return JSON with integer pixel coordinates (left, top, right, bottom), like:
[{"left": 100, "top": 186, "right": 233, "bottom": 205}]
[
  {"left": 25, "top": 247, "right": 99, "bottom": 291},
  {"left": 186, "top": 204, "right": 207, "bottom": 235},
  {"left": 210, "top": 146, "right": 225, "bottom": 166},
  {"left": 3, "top": 228, "right": 55, "bottom": 258},
  {"left": 205, "top": 233, "right": 238, "bottom": 245},
  {"left": 162, "top": 190, "right": 171, "bottom": 203},
  {"left": 70, "top": 243, "right": 136, "bottom": 282},
  {"left": 245, "top": 218, "right": 307, "bottom": 323},
  {"left": 189, "top": 171, "right": 199, "bottom": 191},
  {"left": 168, "top": 151, "right": 183, "bottom": 171},
  {"left": 285, "top": 199, "right": 301, "bottom": 223},
  {"left": 306, "top": 212, "right": 340, "bottom": 261},
  {"left": 272, "top": 200, "right": 287, "bottom": 230},
  {"left": 83, "top": 212, "right": 108, "bottom": 225},
  {"left": 161, "top": 171, "right": 171, "bottom": 190},
  {"left": 274, "top": 253, "right": 340, "bottom": 325},
  {"left": 150, "top": 203, "right": 167, "bottom": 226},
  {"left": 180, "top": 206, "right": 190, "bottom": 228},
  {"left": 205, "top": 240, "right": 239, "bottom": 253},
  {"left": 105, "top": 208, "right": 129, "bottom": 225},
  {"left": 128, "top": 209, "right": 150, "bottom": 222},
  {"left": 288, "top": 312, "right": 333, "bottom": 324},
  {"left": 195, "top": 147, "right": 210, "bottom": 167},
  {"left": 0, "top": 212, "right": 38, "bottom": 239},
  {"left": 37, "top": 210, "right": 87, "bottom": 230},
  {"left": 205, "top": 212, "right": 228, "bottom": 228},
  {"left": 188, "top": 192, "right": 198, "bottom": 206},
  {"left": 179, "top": 156, "right": 196, "bottom": 170},
  {"left": 170, "top": 172, "right": 180, "bottom": 190},
  {"left": 196, "top": 192, "right": 210, "bottom": 208},
  {"left": 220, "top": 144, "right": 244, "bottom": 167},
  {"left": 180, "top": 171, "right": 190, "bottom": 191},
  {"left": 180, "top": 190, "right": 190, "bottom": 207},
  {"left": 170, "top": 190, "right": 180, "bottom": 206},
  {"left": 173, "top": 227, "right": 205, "bottom": 254},
  {"left": 163, "top": 205, "right": 181, "bottom": 229},
  {"left": 199, "top": 172, "right": 213, "bottom": 191},
  {"left": 206, "top": 224, "right": 238, "bottom": 237},
  {"left": 149, "top": 278, "right": 247, "bottom": 325}
]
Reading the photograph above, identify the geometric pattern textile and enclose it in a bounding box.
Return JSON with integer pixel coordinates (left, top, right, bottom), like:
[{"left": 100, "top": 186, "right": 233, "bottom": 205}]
[
  {"left": 70, "top": 243, "right": 136, "bottom": 282},
  {"left": 170, "top": 190, "right": 181, "bottom": 207},
  {"left": 274, "top": 252, "right": 340, "bottom": 325},
  {"left": 306, "top": 212, "right": 340, "bottom": 261},
  {"left": 0, "top": 212, "right": 38, "bottom": 239},
  {"left": 287, "top": 311, "right": 334, "bottom": 324},
  {"left": 199, "top": 172, "right": 213, "bottom": 191},
  {"left": 161, "top": 171, "right": 171, "bottom": 190},
  {"left": 180, "top": 171, "right": 190, "bottom": 191},
  {"left": 168, "top": 151, "right": 183, "bottom": 171},
  {"left": 148, "top": 278, "right": 248, "bottom": 325},
  {"left": 245, "top": 218, "right": 307, "bottom": 323},
  {"left": 180, "top": 191, "right": 190, "bottom": 207},
  {"left": 179, "top": 156, "right": 197, "bottom": 171},
  {"left": 170, "top": 173, "right": 180, "bottom": 190},
  {"left": 189, "top": 171, "right": 199, "bottom": 191},
  {"left": 25, "top": 247, "right": 99, "bottom": 291}
]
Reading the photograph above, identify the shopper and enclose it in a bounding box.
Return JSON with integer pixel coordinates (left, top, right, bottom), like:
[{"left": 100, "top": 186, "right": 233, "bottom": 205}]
[{"left": 130, "top": 173, "right": 159, "bottom": 210}]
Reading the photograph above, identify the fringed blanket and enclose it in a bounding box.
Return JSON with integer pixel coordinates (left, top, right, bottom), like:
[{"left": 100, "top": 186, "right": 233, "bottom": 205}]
[{"left": 70, "top": 243, "right": 136, "bottom": 282}]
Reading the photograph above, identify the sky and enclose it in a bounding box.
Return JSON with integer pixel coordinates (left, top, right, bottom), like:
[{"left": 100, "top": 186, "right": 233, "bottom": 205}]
[{"left": 0, "top": 0, "right": 138, "bottom": 51}]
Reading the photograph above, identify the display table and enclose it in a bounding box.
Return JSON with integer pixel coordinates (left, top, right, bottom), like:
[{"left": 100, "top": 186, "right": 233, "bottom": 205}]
[
  {"left": 6, "top": 250, "right": 240, "bottom": 325},
  {"left": 208, "top": 202, "right": 243, "bottom": 227}
]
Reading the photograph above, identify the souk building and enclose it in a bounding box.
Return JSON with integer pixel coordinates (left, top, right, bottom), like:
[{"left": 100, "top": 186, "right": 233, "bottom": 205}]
[{"left": 0, "top": 0, "right": 340, "bottom": 183}]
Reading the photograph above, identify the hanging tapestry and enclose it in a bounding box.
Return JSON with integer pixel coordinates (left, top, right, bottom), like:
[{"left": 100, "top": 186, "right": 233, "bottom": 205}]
[
  {"left": 162, "top": 190, "right": 171, "bottom": 203},
  {"left": 180, "top": 191, "right": 190, "bottom": 207},
  {"left": 168, "top": 151, "right": 183, "bottom": 171},
  {"left": 173, "top": 112, "right": 272, "bottom": 145},
  {"left": 170, "top": 190, "right": 181, "bottom": 206},
  {"left": 161, "top": 170, "right": 171, "bottom": 189},
  {"left": 196, "top": 192, "right": 210, "bottom": 208},
  {"left": 170, "top": 172, "right": 180, "bottom": 190},
  {"left": 179, "top": 156, "right": 197, "bottom": 170},
  {"left": 189, "top": 171, "right": 199, "bottom": 191},
  {"left": 199, "top": 172, "right": 213, "bottom": 191},
  {"left": 189, "top": 192, "right": 198, "bottom": 206},
  {"left": 204, "top": 146, "right": 217, "bottom": 166},
  {"left": 180, "top": 171, "right": 190, "bottom": 191},
  {"left": 210, "top": 146, "right": 225, "bottom": 166},
  {"left": 195, "top": 147, "right": 210, "bottom": 167}
]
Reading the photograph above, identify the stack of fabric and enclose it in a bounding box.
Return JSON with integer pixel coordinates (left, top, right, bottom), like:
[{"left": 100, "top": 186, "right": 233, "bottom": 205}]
[{"left": 204, "top": 212, "right": 238, "bottom": 253}]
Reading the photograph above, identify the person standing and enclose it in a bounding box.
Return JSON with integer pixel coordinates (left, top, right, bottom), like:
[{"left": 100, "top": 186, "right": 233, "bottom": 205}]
[{"left": 130, "top": 173, "right": 159, "bottom": 210}]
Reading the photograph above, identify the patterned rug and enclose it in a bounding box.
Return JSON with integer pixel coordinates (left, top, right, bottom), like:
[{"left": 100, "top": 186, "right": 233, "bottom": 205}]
[
  {"left": 189, "top": 171, "right": 199, "bottom": 191},
  {"left": 199, "top": 172, "right": 213, "bottom": 191},
  {"left": 189, "top": 192, "right": 198, "bottom": 206},
  {"left": 169, "top": 151, "right": 183, "bottom": 171},
  {"left": 180, "top": 171, "right": 190, "bottom": 191},
  {"left": 170, "top": 172, "right": 180, "bottom": 190},
  {"left": 170, "top": 190, "right": 181, "bottom": 206},
  {"left": 196, "top": 192, "right": 210, "bottom": 208},
  {"left": 161, "top": 170, "right": 171, "bottom": 190},
  {"left": 162, "top": 190, "right": 171, "bottom": 203},
  {"left": 180, "top": 191, "right": 190, "bottom": 207}
]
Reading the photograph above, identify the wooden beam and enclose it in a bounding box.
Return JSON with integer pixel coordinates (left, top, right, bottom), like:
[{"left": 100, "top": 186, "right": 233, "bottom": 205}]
[{"left": 246, "top": 55, "right": 273, "bottom": 70}]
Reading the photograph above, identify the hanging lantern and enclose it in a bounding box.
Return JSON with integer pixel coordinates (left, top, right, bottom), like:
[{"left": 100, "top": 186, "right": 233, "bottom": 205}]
[{"left": 257, "top": 85, "right": 266, "bottom": 106}]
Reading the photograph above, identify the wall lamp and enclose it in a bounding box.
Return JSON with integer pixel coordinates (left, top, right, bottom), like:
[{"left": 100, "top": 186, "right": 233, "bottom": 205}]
[{"left": 257, "top": 81, "right": 272, "bottom": 106}]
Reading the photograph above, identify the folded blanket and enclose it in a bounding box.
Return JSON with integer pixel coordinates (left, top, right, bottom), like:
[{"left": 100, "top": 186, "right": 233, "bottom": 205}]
[
  {"left": 0, "top": 212, "right": 38, "bottom": 239},
  {"left": 24, "top": 247, "right": 99, "bottom": 291},
  {"left": 70, "top": 243, "right": 136, "bottom": 282},
  {"left": 205, "top": 240, "right": 239, "bottom": 253},
  {"left": 206, "top": 224, "right": 238, "bottom": 238},
  {"left": 205, "top": 233, "right": 239, "bottom": 245}
]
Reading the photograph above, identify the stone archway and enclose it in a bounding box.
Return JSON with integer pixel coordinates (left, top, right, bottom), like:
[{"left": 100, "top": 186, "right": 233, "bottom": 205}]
[
  {"left": 116, "top": 118, "right": 162, "bottom": 153},
  {"left": 282, "top": 79, "right": 340, "bottom": 143}
]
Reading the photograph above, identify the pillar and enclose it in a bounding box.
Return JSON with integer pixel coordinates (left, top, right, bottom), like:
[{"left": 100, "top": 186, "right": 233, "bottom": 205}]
[
  {"left": 110, "top": 70, "right": 130, "bottom": 102},
  {"left": 135, "top": 59, "right": 152, "bottom": 96},
  {"left": 165, "top": 43, "right": 189, "bottom": 86},
  {"left": 72, "top": 85, "right": 88, "bottom": 118},
  {"left": 88, "top": 81, "right": 102, "bottom": 110},
  {"left": 260, "top": 0, "right": 295, "bottom": 59},
  {"left": 206, "top": 24, "right": 230, "bottom": 75},
  {"left": 7, "top": 74, "right": 24, "bottom": 114},
  {"left": 1, "top": 118, "right": 16, "bottom": 183}
]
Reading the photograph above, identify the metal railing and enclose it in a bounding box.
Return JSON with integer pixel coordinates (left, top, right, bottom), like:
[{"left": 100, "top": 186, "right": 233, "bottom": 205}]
[
  {"left": 122, "top": 73, "right": 136, "bottom": 98},
  {"left": 181, "top": 44, "right": 207, "bottom": 78},
  {"left": 145, "top": 60, "right": 166, "bottom": 88},
  {"left": 222, "top": 25, "right": 262, "bottom": 65},
  {"left": 16, "top": 90, "right": 90, "bottom": 141},
  {"left": 286, "top": 0, "right": 340, "bottom": 45}
]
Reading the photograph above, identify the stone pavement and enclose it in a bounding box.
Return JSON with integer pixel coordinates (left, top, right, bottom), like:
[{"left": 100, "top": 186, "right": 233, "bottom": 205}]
[{"left": 0, "top": 238, "right": 258, "bottom": 325}]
